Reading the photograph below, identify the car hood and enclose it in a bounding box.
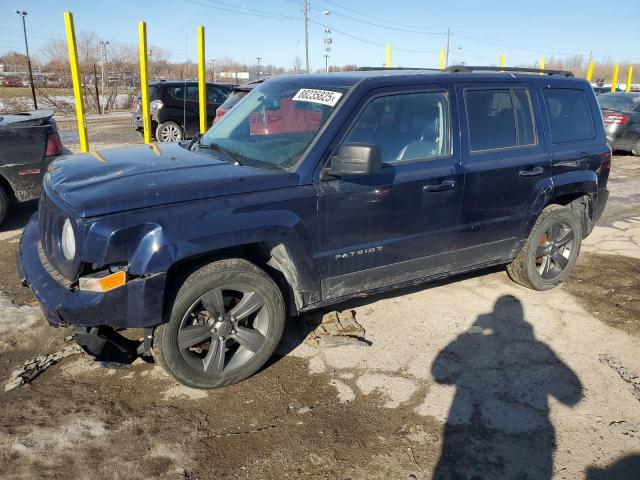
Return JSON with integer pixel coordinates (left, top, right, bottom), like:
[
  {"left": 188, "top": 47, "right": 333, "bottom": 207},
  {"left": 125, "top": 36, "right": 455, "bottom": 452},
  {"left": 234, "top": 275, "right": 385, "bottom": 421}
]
[{"left": 45, "top": 143, "right": 299, "bottom": 218}]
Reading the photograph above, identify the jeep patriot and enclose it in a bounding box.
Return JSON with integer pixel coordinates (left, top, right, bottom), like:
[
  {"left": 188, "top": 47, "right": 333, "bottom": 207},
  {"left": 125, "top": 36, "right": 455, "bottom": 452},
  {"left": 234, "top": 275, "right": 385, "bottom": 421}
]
[{"left": 18, "top": 67, "right": 610, "bottom": 388}]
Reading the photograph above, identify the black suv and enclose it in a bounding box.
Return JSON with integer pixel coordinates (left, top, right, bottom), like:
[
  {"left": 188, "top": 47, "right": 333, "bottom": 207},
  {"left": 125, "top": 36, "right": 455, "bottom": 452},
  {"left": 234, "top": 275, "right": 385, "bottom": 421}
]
[
  {"left": 20, "top": 67, "right": 610, "bottom": 389},
  {"left": 132, "top": 80, "right": 232, "bottom": 142}
]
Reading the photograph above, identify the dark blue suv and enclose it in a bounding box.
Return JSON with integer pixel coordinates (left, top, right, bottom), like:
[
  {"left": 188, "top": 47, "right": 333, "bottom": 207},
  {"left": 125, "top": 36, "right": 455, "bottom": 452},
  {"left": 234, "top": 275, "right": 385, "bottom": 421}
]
[{"left": 18, "top": 67, "right": 611, "bottom": 388}]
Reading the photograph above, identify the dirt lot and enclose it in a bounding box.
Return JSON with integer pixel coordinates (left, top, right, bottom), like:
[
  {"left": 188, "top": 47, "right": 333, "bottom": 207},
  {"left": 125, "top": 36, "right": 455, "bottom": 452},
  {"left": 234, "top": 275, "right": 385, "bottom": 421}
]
[{"left": 1, "top": 116, "right": 639, "bottom": 479}]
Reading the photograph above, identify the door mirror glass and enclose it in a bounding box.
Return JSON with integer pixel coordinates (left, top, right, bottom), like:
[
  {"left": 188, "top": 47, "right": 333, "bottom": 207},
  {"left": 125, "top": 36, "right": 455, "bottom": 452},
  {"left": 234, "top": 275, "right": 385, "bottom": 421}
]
[{"left": 328, "top": 142, "right": 381, "bottom": 177}]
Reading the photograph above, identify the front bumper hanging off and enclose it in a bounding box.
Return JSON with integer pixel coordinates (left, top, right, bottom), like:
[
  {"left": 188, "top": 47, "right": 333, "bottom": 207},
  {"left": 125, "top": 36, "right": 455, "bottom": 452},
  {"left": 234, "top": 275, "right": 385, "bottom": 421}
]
[{"left": 17, "top": 214, "right": 166, "bottom": 330}]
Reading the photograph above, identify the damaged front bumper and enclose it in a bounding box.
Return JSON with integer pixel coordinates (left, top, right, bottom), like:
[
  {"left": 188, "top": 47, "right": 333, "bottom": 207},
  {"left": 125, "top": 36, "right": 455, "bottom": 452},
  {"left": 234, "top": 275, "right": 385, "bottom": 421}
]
[{"left": 17, "top": 214, "right": 166, "bottom": 330}]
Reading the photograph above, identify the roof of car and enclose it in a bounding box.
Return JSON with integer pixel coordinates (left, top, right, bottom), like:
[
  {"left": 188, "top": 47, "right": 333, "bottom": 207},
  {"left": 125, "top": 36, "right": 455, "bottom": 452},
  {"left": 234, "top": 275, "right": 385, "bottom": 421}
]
[
  {"left": 267, "top": 67, "right": 583, "bottom": 89},
  {"left": 149, "top": 80, "right": 230, "bottom": 87}
]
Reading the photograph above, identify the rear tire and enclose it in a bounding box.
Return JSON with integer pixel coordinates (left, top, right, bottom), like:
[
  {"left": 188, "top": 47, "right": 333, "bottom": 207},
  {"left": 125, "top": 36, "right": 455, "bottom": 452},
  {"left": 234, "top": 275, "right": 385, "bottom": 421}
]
[
  {"left": 0, "top": 185, "right": 8, "bottom": 226},
  {"left": 155, "top": 121, "right": 183, "bottom": 143},
  {"left": 153, "top": 258, "right": 285, "bottom": 389},
  {"left": 632, "top": 138, "right": 640, "bottom": 157},
  {"left": 507, "top": 205, "right": 582, "bottom": 291}
]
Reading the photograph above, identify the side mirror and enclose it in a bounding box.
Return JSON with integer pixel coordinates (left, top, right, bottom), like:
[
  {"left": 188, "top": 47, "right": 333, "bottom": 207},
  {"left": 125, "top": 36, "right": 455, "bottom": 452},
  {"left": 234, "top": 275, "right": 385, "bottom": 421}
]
[{"left": 326, "top": 143, "right": 381, "bottom": 177}]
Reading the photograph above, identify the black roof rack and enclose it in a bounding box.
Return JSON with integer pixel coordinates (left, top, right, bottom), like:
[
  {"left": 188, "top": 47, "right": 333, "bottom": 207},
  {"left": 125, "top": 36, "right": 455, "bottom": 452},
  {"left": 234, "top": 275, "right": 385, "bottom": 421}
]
[
  {"left": 445, "top": 65, "right": 573, "bottom": 77},
  {"left": 356, "top": 66, "right": 439, "bottom": 71}
]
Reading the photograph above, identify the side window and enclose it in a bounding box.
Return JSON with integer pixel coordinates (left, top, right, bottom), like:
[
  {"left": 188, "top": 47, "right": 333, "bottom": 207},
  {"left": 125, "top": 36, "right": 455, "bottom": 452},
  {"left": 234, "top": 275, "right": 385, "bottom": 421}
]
[
  {"left": 342, "top": 91, "right": 451, "bottom": 164},
  {"left": 465, "top": 88, "right": 536, "bottom": 152},
  {"left": 169, "top": 85, "right": 199, "bottom": 101},
  {"left": 544, "top": 88, "right": 595, "bottom": 143},
  {"left": 185, "top": 85, "right": 199, "bottom": 101},
  {"left": 206, "top": 85, "right": 226, "bottom": 104},
  {"left": 513, "top": 90, "right": 536, "bottom": 146}
]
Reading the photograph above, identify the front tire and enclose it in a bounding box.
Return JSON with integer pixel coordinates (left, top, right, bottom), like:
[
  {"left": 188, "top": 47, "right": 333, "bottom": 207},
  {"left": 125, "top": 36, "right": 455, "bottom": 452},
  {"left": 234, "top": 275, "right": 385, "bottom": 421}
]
[
  {"left": 155, "top": 121, "right": 183, "bottom": 143},
  {"left": 507, "top": 205, "right": 582, "bottom": 291},
  {"left": 153, "top": 259, "right": 285, "bottom": 388}
]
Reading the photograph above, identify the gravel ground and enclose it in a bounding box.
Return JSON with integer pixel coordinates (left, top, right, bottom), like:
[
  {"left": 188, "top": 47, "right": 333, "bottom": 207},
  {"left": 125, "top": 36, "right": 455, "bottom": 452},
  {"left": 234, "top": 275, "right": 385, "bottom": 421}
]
[{"left": 0, "top": 115, "right": 639, "bottom": 479}]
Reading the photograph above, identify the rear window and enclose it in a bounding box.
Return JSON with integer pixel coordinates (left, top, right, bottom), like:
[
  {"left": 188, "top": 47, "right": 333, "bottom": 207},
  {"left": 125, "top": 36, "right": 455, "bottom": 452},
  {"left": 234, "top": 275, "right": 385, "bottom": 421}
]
[
  {"left": 598, "top": 93, "right": 640, "bottom": 112},
  {"left": 544, "top": 89, "right": 595, "bottom": 143},
  {"left": 219, "top": 91, "right": 249, "bottom": 110},
  {"left": 464, "top": 88, "right": 536, "bottom": 151}
]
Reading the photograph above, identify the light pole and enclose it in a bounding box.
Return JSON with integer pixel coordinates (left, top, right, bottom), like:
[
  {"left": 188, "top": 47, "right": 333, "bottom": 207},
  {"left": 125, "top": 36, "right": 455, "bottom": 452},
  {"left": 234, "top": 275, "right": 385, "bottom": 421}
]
[
  {"left": 99, "top": 41, "right": 109, "bottom": 99},
  {"left": 15, "top": 10, "right": 37, "bottom": 110},
  {"left": 256, "top": 56, "right": 262, "bottom": 79}
]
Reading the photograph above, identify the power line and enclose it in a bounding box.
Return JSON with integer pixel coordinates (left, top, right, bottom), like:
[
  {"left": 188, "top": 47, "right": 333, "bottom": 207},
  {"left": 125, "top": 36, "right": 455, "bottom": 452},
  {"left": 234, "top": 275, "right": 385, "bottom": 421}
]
[
  {"left": 309, "top": 19, "right": 439, "bottom": 55},
  {"left": 181, "top": 0, "right": 296, "bottom": 19},
  {"left": 314, "top": 0, "right": 442, "bottom": 32}
]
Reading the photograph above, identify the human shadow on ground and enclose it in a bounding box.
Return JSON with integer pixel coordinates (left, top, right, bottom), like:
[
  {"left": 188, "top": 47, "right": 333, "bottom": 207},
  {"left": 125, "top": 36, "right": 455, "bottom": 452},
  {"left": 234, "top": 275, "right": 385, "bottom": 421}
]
[
  {"left": 432, "top": 295, "right": 583, "bottom": 479},
  {"left": 586, "top": 454, "right": 640, "bottom": 480}
]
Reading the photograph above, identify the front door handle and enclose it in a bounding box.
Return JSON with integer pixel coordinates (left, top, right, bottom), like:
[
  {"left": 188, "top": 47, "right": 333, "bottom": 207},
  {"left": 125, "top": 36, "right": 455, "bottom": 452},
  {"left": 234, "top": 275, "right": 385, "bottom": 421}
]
[
  {"left": 423, "top": 180, "right": 455, "bottom": 192},
  {"left": 519, "top": 166, "right": 544, "bottom": 177}
]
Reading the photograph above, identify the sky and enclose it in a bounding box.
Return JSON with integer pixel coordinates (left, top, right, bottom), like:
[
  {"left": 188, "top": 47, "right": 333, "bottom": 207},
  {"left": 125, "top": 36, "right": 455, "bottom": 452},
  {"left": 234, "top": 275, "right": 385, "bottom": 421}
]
[{"left": 1, "top": 0, "right": 639, "bottom": 71}]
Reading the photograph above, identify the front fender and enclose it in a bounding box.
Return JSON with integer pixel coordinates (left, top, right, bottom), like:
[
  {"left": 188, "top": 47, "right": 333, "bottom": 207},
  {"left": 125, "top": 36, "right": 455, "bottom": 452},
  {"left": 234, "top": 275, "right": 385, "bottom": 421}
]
[{"left": 82, "top": 186, "right": 318, "bottom": 301}]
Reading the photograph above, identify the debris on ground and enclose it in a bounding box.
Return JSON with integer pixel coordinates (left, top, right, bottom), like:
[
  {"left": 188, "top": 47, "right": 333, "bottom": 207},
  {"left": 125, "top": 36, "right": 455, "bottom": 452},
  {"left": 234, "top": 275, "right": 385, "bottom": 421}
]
[
  {"left": 304, "top": 310, "right": 371, "bottom": 346},
  {"left": 4, "top": 344, "right": 82, "bottom": 392},
  {"left": 599, "top": 353, "right": 640, "bottom": 401},
  {"left": 608, "top": 420, "right": 640, "bottom": 439}
]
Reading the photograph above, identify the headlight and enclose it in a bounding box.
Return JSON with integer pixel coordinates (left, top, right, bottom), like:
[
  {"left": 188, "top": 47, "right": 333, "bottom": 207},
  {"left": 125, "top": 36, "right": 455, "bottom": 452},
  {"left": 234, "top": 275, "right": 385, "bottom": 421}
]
[{"left": 61, "top": 218, "right": 76, "bottom": 261}]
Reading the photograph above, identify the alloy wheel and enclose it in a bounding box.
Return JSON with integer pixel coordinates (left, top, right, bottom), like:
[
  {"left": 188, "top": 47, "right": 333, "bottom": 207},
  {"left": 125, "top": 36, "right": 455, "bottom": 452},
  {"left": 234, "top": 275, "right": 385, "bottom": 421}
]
[
  {"left": 177, "top": 287, "right": 269, "bottom": 374},
  {"left": 535, "top": 221, "right": 575, "bottom": 281},
  {"left": 160, "top": 124, "right": 181, "bottom": 142}
]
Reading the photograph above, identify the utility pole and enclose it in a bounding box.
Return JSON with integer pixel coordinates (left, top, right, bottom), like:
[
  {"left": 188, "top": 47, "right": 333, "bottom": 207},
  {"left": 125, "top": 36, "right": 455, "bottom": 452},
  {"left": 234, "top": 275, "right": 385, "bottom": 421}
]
[
  {"left": 15, "top": 10, "right": 37, "bottom": 110},
  {"left": 445, "top": 28, "right": 451, "bottom": 68},
  {"left": 303, "top": 0, "right": 310, "bottom": 73},
  {"left": 323, "top": 27, "right": 332, "bottom": 72},
  {"left": 256, "top": 56, "right": 262, "bottom": 79},
  {"left": 99, "top": 41, "right": 109, "bottom": 104}
]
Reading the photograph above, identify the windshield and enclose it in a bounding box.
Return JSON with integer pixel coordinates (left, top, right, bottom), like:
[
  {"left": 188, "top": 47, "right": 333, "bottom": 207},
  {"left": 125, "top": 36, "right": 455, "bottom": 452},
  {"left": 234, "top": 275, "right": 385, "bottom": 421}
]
[
  {"left": 598, "top": 93, "right": 639, "bottom": 112},
  {"left": 200, "top": 82, "right": 346, "bottom": 168}
]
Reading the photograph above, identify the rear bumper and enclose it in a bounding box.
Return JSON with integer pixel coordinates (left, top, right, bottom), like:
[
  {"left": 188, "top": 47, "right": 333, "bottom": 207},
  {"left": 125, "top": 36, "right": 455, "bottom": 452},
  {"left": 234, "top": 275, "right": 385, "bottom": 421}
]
[
  {"left": 18, "top": 214, "right": 166, "bottom": 329},
  {"left": 605, "top": 124, "right": 634, "bottom": 151}
]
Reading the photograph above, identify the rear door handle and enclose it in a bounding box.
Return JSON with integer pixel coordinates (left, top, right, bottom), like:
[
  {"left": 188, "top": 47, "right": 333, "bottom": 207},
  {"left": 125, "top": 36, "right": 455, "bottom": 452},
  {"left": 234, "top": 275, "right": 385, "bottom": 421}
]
[
  {"left": 519, "top": 166, "right": 544, "bottom": 177},
  {"left": 423, "top": 180, "right": 455, "bottom": 192}
]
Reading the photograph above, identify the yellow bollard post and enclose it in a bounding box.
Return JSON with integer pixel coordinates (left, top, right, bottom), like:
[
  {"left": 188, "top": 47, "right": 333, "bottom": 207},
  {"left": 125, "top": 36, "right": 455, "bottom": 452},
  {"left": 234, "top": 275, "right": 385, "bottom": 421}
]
[
  {"left": 439, "top": 48, "right": 445, "bottom": 71},
  {"left": 625, "top": 66, "right": 633, "bottom": 93},
  {"left": 500, "top": 54, "right": 505, "bottom": 71},
  {"left": 197, "top": 26, "right": 207, "bottom": 134},
  {"left": 586, "top": 61, "right": 594, "bottom": 82},
  {"left": 611, "top": 64, "right": 619, "bottom": 93},
  {"left": 385, "top": 44, "right": 391, "bottom": 68},
  {"left": 539, "top": 57, "right": 545, "bottom": 75},
  {"left": 138, "top": 22, "right": 151, "bottom": 144},
  {"left": 63, "top": 12, "right": 88, "bottom": 153}
]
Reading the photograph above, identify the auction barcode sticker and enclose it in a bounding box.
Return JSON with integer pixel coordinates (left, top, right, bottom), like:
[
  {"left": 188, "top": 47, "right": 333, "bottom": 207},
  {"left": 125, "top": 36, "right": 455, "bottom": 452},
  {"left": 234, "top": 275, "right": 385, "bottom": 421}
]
[{"left": 292, "top": 88, "right": 343, "bottom": 107}]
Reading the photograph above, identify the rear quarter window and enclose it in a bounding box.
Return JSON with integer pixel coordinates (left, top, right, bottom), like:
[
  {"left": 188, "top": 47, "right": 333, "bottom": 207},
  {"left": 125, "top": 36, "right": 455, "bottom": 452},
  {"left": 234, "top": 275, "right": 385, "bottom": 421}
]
[{"left": 544, "top": 88, "right": 595, "bottom": 143}]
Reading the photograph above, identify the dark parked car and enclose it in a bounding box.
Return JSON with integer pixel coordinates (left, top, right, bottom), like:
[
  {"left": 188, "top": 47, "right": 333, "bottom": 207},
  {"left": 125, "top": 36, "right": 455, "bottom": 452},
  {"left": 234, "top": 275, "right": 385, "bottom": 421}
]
[
  {"left": 19, "top": 67, "right": 610, "bottom": 388},
  {"left": 598, "top": 92, "right": 640, "bottom": 155},
  {"left": 214, "top": 79, "right": 264, "bottom": 123},
  {"left": 0, "top": 110, "right": 63, "bottom": 225},
  {"left": 132, "top": 81, "right": 232, "bottom": 142}
]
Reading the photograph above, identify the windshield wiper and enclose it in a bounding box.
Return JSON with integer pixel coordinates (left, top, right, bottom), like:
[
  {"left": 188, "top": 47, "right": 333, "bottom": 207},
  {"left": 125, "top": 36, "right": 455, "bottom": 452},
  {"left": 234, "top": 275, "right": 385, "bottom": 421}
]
[{"left": 196, "top": 139, "right": 244, "bottom": 166}]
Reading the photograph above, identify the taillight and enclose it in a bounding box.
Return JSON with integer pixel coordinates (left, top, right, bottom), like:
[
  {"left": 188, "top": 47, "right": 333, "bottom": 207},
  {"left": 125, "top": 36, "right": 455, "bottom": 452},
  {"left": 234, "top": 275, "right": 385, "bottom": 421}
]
[
  {"left": 603, "top": 113, "right": 630, "bottom": 125},
  {"left": 214, "top": 108, "right": 227, "bottom": 123},
  {"left": 45, "top": 131, "right": 62, "bottom": 157},
  {"left": 150, "top": 99, "right": 163, "bottom": 116}
]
